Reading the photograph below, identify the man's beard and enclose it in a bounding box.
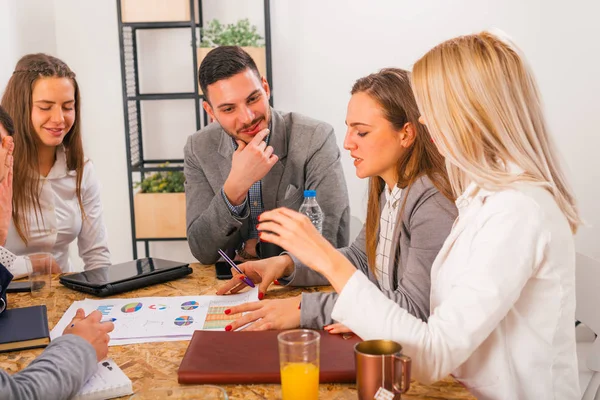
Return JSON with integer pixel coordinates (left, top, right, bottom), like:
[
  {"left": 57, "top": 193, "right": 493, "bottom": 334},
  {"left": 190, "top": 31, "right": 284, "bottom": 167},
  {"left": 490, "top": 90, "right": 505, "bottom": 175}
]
[{"left": 222, "top": 108, "right": 271, "bottom": 144}]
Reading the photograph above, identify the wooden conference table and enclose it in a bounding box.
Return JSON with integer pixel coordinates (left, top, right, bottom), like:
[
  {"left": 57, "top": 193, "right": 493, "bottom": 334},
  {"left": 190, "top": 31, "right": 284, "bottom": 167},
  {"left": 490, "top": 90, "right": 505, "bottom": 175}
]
[{"left": 0, "top": 264, "right": 475, "bottom": 400}]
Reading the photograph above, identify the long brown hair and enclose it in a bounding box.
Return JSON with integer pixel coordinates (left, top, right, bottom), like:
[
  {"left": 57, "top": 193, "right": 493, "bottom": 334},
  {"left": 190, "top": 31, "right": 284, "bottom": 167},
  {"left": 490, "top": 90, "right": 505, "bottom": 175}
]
[
  {"left": 1, "top": 53, "right": 85, "bottom": 244},
  {"left": 351, "top": 68, "right": 454, "bottom": 271}
]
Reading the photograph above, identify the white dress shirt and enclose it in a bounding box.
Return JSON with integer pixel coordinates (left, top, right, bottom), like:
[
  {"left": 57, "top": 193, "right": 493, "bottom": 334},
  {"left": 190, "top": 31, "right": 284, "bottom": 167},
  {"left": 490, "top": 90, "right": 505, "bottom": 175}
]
[
  {"left": 5, "top": 147, "right": 111, "bottom": 277},
  {"left": 375, "top": 185, "right": 402, "bottom": 290},
  {"left": 332, "top": 180, "right": 580, "bottom": 399}
]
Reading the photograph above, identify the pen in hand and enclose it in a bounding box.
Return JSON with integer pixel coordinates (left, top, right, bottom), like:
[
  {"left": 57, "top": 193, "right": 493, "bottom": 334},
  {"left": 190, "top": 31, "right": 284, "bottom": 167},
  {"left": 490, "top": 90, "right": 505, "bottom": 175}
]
[{"left": 217, "top": 249, "right": 255, "bottom": 288}]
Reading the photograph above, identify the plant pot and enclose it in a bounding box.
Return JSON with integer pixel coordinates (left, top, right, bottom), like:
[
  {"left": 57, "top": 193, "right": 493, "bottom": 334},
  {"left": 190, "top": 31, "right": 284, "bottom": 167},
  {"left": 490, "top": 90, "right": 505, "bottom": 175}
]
[
  {"left": 134, "top": 192, "right": 186, "bottom": 239},
  {"left": 121, "top": 0, "right": 191, "bottom": 23},
  {"left": 197, "top": 47, "right": 267, "bottom": 95}
]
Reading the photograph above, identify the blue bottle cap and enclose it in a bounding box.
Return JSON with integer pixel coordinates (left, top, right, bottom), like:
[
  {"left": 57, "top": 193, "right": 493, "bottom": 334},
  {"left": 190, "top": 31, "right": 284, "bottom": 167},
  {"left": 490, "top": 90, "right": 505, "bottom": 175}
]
[{"left": 304, "top": 190, "right": 316, "bottom": 197}]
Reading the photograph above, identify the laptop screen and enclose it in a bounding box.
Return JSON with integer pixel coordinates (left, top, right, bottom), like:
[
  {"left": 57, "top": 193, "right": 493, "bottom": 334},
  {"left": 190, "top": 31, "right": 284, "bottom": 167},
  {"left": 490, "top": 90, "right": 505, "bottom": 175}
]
[{"left": 60, "top": 258, "right": 189, "bottom": 287}]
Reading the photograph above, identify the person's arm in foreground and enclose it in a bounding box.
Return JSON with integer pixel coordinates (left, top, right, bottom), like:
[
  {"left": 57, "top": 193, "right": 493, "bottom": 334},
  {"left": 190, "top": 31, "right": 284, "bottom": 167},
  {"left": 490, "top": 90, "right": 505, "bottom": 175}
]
[{"left": 0, "top": 309, "right": 114, "bottom": 400}]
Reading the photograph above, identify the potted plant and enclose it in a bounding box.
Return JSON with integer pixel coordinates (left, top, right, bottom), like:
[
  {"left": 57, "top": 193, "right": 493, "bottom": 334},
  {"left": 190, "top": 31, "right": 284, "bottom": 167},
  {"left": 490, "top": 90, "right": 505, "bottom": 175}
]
[
  {"left": 197, "top": 19, "right": 266, "bottom": 94},
  {"left": 120, "top": 0, "right": 191, "bottom": 23},
  {"left": 133, "top": 164, "right": 186, "bottom": 239}
]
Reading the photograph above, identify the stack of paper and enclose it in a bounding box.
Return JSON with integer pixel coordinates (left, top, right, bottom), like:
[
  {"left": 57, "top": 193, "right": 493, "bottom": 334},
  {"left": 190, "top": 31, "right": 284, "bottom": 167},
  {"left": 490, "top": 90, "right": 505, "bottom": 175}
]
[{"left": 51, "top": 287, "right": 258, "bottom": 345}]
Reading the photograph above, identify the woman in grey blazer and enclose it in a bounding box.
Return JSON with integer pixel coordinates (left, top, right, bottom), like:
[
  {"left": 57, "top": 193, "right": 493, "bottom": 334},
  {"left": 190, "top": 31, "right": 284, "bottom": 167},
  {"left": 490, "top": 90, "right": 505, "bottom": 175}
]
[{"left": 218, "top": 68, "right": 457, "bottom": 332}]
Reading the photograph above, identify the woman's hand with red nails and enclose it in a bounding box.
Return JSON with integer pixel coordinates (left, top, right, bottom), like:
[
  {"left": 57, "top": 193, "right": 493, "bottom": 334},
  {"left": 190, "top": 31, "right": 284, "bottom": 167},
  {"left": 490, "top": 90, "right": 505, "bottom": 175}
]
[
  {"left": 215, "top": 255, "right": 294, "bottom": 298},
  {"left": 257, "top": 208, "right": 358, "bottom": 294},
  {"left": 257, "top": 208, "right": 340, "bottom": 274},
  {"left": 223, "top": 295, "right": 302, "bottom": 332},
  {"left": 324, "top": 322, "right": 353, "bottom": 334}
]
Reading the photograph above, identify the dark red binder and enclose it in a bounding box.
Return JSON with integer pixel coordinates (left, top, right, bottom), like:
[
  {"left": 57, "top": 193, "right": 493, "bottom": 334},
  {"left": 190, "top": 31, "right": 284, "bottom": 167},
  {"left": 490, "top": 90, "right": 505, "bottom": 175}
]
[{"left": 178, "top": 330, "right": 361, "bottom": 384}]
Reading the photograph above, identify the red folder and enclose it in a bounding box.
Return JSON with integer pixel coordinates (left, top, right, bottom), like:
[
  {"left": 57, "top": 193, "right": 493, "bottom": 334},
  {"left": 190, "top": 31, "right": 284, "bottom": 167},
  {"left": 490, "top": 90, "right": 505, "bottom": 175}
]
[{"left": 178, "top": 330, "right": 361, "bottom": 384}]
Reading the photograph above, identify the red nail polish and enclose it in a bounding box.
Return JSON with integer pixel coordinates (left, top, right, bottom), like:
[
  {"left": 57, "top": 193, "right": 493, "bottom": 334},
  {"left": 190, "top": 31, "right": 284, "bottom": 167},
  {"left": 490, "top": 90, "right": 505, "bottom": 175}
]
[
  {"left": 273, "top": 279, "right": 280, "bottom": 285},
  {"left": 257, "top": 215, "right": 261, "bottom": 221},
  {"left": 238, "top": 275, "right": 246, "bottom": 280},
  {"left": 258, "top": 292, "right": 264, "bottom": 300},
  {"left": 224, "top": 309, "right": 231, "bottom": 315},
  {"left": 256, "top": 224, "right": 260, "bottom": 229},
  {"left": 225, "top": 325, "right": 232, "bottom": 332}
]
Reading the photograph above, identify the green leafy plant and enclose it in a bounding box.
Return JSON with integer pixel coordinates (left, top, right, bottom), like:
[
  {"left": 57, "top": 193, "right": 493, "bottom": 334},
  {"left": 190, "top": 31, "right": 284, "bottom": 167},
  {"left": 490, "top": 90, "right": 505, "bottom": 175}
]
[
  {"left": 135, "top": 164, "right": 185, "bottom": 193},
  {"left": 199, "top": 19, "right": 264, "bottom": 48}
]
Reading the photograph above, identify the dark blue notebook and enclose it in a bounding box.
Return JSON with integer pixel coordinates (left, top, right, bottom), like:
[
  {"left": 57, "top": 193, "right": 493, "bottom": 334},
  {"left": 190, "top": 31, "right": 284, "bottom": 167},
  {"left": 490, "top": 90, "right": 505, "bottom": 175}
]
[{"left": 0, "top": 305, "right": 50, "bottom": 352}]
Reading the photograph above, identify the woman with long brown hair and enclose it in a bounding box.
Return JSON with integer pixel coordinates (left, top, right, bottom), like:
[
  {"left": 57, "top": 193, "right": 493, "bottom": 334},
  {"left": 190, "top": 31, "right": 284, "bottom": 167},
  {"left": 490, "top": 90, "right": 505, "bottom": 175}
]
[
  {"left": 217, "top": 68, "right": 457, "bottom": 331},
  {"left": 1, "top": 53, "right": 110, "bottom": 276}
]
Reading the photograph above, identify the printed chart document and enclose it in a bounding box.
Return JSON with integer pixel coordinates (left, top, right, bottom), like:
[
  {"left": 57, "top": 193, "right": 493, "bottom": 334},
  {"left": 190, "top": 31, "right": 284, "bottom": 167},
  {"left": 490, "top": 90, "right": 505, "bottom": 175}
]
[{"left": 51, "top": 287, "right": 258, "bottom": 345}]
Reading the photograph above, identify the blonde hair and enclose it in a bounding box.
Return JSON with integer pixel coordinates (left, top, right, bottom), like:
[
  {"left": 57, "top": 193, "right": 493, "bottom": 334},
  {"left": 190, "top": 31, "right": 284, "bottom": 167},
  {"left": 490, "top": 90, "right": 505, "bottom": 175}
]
[{"left": 412, "top": 31, "right": 581, "bottom": 233}]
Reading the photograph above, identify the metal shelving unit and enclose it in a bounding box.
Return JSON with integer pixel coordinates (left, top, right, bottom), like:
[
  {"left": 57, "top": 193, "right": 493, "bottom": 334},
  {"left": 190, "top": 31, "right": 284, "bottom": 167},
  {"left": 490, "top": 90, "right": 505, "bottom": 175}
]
[{"left": 116, "top": 0, "right": 273, "bottom": 258}]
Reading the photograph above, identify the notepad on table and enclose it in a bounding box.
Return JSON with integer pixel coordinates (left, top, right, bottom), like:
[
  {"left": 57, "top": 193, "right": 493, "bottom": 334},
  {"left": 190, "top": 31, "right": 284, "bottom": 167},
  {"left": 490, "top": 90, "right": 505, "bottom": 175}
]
[
  {"left": 0, "top": 305, "right": 50, "bottom": 353},
  {"left": 73, "top": 358, "right": 133, "bottom": 400}
]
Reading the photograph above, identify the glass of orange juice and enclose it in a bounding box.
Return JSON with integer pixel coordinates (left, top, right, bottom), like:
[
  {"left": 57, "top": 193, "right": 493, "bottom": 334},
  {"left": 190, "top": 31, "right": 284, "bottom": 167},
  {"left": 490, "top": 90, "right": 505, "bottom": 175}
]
[{"left": 277, "top": 329, "right": 320, "bottom": 400}]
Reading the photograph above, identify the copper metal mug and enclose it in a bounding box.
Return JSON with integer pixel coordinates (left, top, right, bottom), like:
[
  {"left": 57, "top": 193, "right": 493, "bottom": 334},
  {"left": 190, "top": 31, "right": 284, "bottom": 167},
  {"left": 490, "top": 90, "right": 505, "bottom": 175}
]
[{"left": 354, "top": 340, "right": 412, "bottom": 400}]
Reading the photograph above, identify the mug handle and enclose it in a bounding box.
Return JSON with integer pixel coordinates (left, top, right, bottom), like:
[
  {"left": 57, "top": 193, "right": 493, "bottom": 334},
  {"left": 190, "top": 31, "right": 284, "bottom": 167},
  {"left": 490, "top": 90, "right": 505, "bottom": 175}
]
[{"left": 392, "top": 354, "right": 412, "bottom": 394}]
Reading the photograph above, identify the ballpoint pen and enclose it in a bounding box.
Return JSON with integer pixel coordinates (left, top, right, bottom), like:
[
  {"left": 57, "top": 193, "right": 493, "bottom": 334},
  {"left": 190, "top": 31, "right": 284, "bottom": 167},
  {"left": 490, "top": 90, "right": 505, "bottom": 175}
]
[{"left": 217, "top": 249, "right": 255, "bottom": 288}]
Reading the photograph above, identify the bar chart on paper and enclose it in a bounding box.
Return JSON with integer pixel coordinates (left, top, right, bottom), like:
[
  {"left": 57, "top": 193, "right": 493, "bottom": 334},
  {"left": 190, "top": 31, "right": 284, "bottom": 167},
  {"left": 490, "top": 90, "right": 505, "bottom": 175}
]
[{"left": 202, "top": 300, "right": 244, "bottom": 330}]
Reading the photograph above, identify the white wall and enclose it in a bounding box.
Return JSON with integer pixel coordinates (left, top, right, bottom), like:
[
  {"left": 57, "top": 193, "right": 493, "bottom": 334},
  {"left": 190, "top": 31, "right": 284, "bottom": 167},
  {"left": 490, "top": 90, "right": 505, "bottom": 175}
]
[
  {"left": 0, "top": 2, "right": 18, "bottom": 87},
  {"left": 0, "top": 0, "right": 57, "bottom": 89},
  {"left": 1, "top": 0, "right": 599, "bottom": 265}
]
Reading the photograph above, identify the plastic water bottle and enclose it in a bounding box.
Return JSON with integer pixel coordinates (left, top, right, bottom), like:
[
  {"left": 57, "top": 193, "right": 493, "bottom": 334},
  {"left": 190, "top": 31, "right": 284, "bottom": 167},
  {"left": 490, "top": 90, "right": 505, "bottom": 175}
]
[{"left": 299, "top": 190, "right": 324, "bottom": 234}]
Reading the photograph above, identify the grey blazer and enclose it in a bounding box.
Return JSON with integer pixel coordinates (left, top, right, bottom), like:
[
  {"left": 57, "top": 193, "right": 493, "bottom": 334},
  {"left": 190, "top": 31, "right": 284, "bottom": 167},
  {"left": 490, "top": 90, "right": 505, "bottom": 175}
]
[
  {"left": 184, "top": 109, "right": 351, "bottom": 264},
  {"left": 284, "top": 175, "right": 457, "bottom": 329}
]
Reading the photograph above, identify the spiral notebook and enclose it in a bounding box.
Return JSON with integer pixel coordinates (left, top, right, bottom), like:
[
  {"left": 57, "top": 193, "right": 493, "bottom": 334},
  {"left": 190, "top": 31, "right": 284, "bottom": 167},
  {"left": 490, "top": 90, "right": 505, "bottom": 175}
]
[{"left": 73, "top": 358, "right": 133, "bottom": 400}]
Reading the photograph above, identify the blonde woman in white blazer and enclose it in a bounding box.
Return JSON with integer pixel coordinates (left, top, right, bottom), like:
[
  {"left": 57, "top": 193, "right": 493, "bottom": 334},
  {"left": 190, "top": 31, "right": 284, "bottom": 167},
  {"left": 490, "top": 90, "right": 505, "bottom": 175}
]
[{"left": 254, "top": 32, "right": 582, "bottom": 400}]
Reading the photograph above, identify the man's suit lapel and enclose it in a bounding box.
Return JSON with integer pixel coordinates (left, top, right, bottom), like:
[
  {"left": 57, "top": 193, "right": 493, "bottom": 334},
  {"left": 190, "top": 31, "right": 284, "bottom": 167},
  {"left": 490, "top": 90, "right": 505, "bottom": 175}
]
[{"left": 262, "top": 109, "right": 287, "bottom": 211}]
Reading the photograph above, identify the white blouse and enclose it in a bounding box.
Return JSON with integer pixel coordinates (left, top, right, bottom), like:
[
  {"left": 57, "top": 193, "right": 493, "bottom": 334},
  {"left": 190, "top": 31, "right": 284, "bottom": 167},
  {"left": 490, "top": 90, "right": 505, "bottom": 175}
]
[
  {"left": 332, "top": 181, "right": 579, "bottom": 400},
  {"left": 6, "top": 147, "right": 111, "bottom": 277}
]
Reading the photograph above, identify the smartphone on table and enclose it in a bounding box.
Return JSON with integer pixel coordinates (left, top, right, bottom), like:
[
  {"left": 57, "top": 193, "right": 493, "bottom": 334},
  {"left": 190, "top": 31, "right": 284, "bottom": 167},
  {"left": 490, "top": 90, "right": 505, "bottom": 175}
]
[
  {"left": 6, "top": 281, "right": 36, "bottom": 293},
  {"left": 215, "top": 260, "right": 242, "bottom": 280}
]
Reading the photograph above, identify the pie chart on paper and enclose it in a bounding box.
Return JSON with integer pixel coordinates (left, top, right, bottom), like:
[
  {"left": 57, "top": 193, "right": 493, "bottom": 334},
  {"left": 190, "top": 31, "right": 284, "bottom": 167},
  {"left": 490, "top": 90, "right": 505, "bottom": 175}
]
[
  {"left": 180, "top": 301, "right": 199, "bottom": 310},
  {"left": 149, "top": 304, "right": 167, "bottom": 310},
  {"left": 121, "top": 302, "right": 143, "bottom": 313},
  {"left": 174, "top": 316, "right": 194, "bottom": 326}
]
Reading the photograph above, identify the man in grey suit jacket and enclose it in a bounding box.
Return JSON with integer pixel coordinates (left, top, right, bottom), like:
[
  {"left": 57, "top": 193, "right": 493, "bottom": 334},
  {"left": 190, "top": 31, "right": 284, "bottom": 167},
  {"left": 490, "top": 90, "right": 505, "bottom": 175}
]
[{"left": 184, "top": 46, "right": 350, "bottom": 265}]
